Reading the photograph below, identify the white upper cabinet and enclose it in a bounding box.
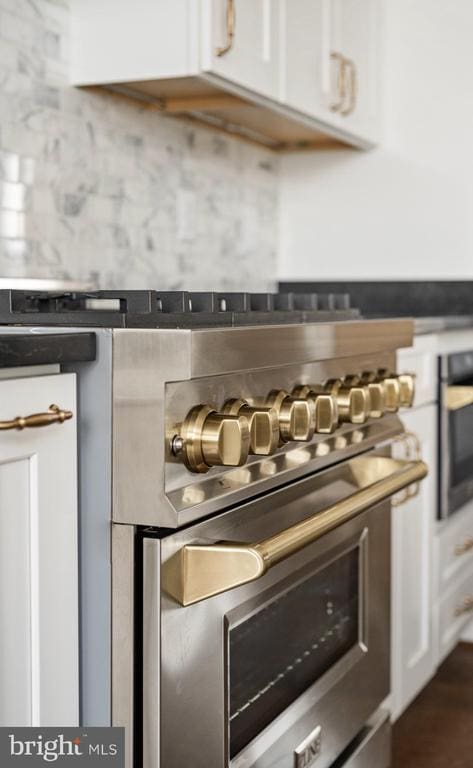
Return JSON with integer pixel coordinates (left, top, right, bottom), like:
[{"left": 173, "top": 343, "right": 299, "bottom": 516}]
[
  {"left": 202, "top": 0, "right": 280, "bottom": 100},
  {"left": 281, "top": 0, "right": 332, "bottom": 122},
  {"left": 328, "top": 0, "right": 382, "bottom": 142},
  {"left": 71, "top": 0, "right": 383, "bottom": 149},
  {"left": 70, "top": 0, "right": 198, "bottom": 84},
  {"left": 281, "top": 0, "right": 382, "bottom": 143}
]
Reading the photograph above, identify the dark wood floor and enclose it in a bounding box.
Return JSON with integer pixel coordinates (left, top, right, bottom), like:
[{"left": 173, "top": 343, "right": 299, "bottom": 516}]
[{"left": 392, "top": 642, "right": 473, "bottom": 767}]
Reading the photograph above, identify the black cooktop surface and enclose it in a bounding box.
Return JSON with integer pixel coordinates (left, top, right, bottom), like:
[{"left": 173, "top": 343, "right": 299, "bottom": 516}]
[{"left": 0, "top": 290, "right": 360, "bottom": 328}]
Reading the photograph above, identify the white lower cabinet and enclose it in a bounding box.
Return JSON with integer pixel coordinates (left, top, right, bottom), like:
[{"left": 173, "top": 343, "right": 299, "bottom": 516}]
[
  {"left": 0, "top": 373, "right": 78, "bottom": 726},
  {"left": 437, "top": 499, "right": 473, "bottom": 594},
  {"left": 391, "top": 404, "right": 437, "bottom": 720},
  {"left": 437, "top": 565, "right": 473, "bottom": 661},
  {"left": 435, "top": 498, "right": 473, "bottom": 663}
]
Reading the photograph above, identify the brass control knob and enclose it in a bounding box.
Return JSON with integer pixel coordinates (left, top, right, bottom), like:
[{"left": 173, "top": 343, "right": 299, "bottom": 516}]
[
  {"left": 292, "top": 385, "right": 339, "bottom": 433},
  {"left": 397, "top": 373, "right": 416, "bottom": 408},
  {"left": 358, "top": 373, "right": 386, "bottom": 419},
  {"left": 266, "top": 390, "right": 315, "bottom": 443},
  {"left": 175, "top": 404, "right": 250, "bottom": 473},
  {"left": 321, "top": 378, "right": 368, "bottom": 424},
  {"left": 376, "top": 369, "right": 401, "bottom": 412},
  {"left": 222, "top": 398, "right": 279, "bottom": 455},
  {"left": 376, "top": 370, "right": 415, "bottom": 409}
]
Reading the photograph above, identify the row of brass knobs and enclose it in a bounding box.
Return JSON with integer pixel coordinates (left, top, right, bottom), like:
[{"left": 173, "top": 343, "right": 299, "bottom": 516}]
[{"left": 172, "top": 371, "right": 415, "bottom": 473}]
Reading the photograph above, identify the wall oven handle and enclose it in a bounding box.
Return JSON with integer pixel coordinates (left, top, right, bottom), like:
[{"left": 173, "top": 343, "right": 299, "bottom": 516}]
[
  {"left": 446, "top": 385, "right": 473, "bottom": 411},
  {"left": 163, "top": 456, "right": 428, "bottom": 606}
]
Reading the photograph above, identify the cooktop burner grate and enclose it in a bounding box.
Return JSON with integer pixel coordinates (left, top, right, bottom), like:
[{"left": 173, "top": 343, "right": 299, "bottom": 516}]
[{"left": 0, "top": 290, "right": 360, "bottom": 328}]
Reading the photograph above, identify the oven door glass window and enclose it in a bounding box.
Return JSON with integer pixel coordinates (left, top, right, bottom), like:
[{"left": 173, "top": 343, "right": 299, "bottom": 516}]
[
  {"left": 450, "top": 403, "right": 473, "bottom": 490},
  {"left": 228, "top": 546, "right": 360, "bottom": 759}
]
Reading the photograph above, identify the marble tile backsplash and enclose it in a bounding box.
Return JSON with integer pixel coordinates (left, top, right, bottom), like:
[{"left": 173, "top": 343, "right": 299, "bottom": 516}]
[{"left": 0, "top": 0, "right": 278, "bottom": 290}]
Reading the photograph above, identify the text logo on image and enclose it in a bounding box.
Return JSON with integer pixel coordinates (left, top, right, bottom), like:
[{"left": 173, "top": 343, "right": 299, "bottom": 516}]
[{"left": 0, "top": 728, "right": 124, "bottom": 765}]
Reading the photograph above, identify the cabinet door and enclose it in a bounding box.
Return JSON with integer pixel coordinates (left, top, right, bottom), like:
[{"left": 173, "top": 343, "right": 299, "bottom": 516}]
[
  {"left": 281, "top": 0, "right": 334, "bottom": 122},
  {"left": 0, "top": 374, "right": 78, "bottom": 726},
  {"left": 330, "top": 0, "right": 382, "bottom": 142},
  {"left": 201, "top": 0, "right": 280, "bottom": 100},
  {"left": 391, "top": 405, "right": 437, "bottom": 720}
]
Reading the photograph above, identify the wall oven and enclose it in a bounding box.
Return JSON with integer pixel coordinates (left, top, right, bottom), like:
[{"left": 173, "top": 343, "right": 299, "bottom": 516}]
[
  {"left": 440, "top": 350, "right": 473, "bottom": 517},
  {"left": 142, "top": 453, "right": 425, "bottom": 768}
]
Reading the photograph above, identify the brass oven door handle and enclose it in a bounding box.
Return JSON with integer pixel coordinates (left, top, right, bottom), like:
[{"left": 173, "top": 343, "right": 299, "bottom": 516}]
[
  {"left": 163, "top": 456, "right": 428, "bottom": 606},
  {"left": 446, "top": 385, "right": 473, "bottom": 411},
  {"left": 216, "top": 0, "right": 235, "bottom": 57},
  {"left": 0, "top": 404, "right": 73, "bottom": 431}
]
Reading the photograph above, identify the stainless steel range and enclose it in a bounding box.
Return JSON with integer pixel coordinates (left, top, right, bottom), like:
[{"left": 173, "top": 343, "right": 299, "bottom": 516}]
[{"left": 0, "top": 290, "right": 427, "bottom": 768}]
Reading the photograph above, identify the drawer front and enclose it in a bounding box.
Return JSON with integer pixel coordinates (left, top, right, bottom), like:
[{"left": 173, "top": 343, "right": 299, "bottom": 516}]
[
  {"left": 397, "top": 345, "right": 437, "bottom": 409},
  {"left": 340, "top": 709, "right": 391, "bottom": 768},
  {"left": 438, "top": 500, "right": 473, "bottom": 592},
  {"left": 438, "top": 566, "right": 473, "bottom": 661}
]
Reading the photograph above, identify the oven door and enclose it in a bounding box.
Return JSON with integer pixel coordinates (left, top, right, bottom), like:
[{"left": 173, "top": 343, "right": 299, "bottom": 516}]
[
  {"left": 444, "top": 384, "right": 473, "bottom": 515},
  {"left": 142, "top": 453, "right": 426, "bottom": 768}
]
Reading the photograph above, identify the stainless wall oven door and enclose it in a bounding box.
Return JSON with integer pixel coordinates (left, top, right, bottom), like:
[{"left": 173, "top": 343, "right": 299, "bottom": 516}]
[
  {"left": 142, "top": 454, "right": 426, "bottom": 768},
  {"left": 440, "top": 351, "right": 473, "bottom": 517}
]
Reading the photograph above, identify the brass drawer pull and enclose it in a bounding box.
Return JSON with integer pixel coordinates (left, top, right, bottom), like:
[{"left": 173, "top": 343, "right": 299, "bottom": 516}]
[
  {"left": 216, "top": 0, "right": 235, "bottom": 57},
  {"left": 454, "top": 596, "right": 473, "bottom": 617},
  {"left": 163, "top": 456, "right": 428, "bottom": 606},
  {"left": 455, "top": 538, "right": 473, "bottom": 557},
  {"left": 0, "top": 404, "right": 73, "bottom": 431}
]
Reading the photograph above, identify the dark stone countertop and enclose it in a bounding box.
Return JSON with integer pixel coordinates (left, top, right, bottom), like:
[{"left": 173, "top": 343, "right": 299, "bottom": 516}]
[
  {"left": 278, "top": 281, "right": 473, "bottom": 318},
  {"left": 278, "top": 281, "right": 473, "bottom": 337},
  {"left": 0, "top": 332, "right": 96, "bottom": 368}
]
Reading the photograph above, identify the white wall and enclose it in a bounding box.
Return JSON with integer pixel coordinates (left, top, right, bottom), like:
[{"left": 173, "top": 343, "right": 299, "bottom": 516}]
[{"left": 278, "top": 0, "right": 473, "bottom": 281}]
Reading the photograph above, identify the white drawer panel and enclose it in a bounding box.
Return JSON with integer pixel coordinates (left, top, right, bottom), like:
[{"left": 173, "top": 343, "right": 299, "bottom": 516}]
[
  {"left": 438, "top": 500, "right": 473, "bottom": 592},
  {"left": 438, "top": 565, "right": 473, "bottom": 662}
]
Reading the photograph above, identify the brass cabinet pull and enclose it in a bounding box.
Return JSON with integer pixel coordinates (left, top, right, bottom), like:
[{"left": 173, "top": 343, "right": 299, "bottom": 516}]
[
  {"left": 0, "top": 404, "right": 73, "bottom": 431},
  {"left": 455, "top": 538, "right": 473, "bottom": 557},
  {"left": 340, "top": 57, "right": 357, "bottom": 116},
  {"left": 454, "top": 596, "right": 473, "bottom": 617},
  {"left": 446, "top": 386, "right": 473, "bottom": 411},
  {"left": 330, "top": 53, "right": 357, "bottom": 116},
  {"left": 330, "top": 52, "right": 346, "bottom": 112},
  {"left": 216, "top": 0, "right": 235, "bottom": 57},
  {"left": 163, "top": 456, "right": 428, "bottom": 606}
]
